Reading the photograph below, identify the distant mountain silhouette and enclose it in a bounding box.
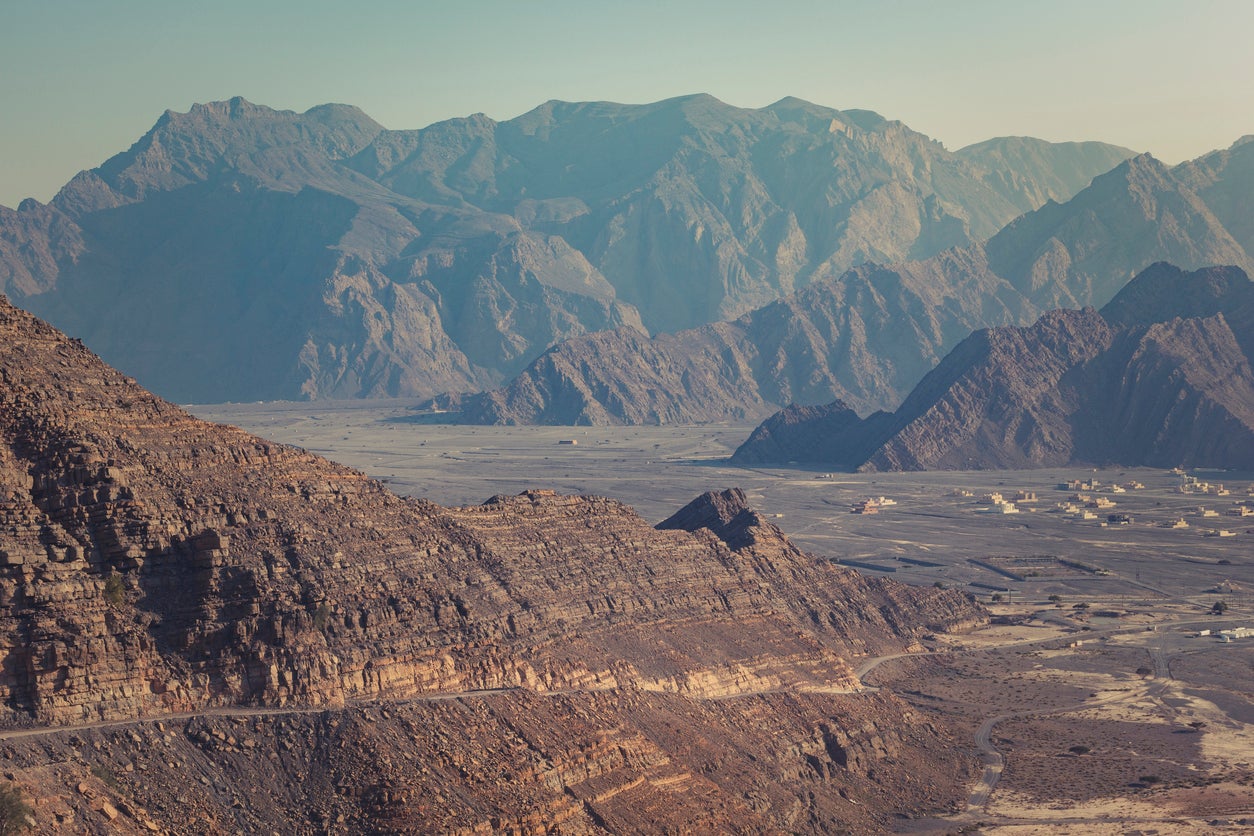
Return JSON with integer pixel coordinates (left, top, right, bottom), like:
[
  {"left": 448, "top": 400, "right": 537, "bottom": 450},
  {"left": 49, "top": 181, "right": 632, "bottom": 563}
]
[{"left": 0, "top": 95, "right": 1131, "bottom": 403}]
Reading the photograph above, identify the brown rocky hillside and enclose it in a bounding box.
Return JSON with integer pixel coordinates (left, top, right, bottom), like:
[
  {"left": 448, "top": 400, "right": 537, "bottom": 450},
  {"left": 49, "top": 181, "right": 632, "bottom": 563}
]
[{"left": 0, "top": 294, "right": 983, "bottom": 832}]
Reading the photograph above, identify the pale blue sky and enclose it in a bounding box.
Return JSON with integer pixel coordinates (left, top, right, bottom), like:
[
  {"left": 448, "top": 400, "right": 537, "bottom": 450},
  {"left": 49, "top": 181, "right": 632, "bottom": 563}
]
[{"left": 2, "top": 0, "right": 1251, "bottom": 208}]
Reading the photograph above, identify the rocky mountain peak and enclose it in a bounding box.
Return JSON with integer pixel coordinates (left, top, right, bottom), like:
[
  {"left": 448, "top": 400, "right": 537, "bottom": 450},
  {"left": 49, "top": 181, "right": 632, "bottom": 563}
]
[
  {"left": 733, "top": 263, "right": 1254, "bottom": 471},
  {"left": 57, "top": 97, "right": 384, "bottom": 211},
  {"left": 656, "top": 487, "right": 769, "bottom": 550},
  {"left": 1100, "top": 262, "right": 1253, "bottom": 326}
]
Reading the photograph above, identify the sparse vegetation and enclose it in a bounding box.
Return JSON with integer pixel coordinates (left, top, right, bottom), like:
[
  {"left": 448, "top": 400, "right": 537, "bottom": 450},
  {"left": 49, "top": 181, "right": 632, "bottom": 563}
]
[
  {"left": 1212, "top": 600, "right": 1228, "bottom": 615},
  {"left": 0, "top": 782, "right": 33, "bottom": 834},
  {"left": 103, "top": 572, "right": 125, "bottom": 606},
  {"left": 91, "top": 764, "right": 121, "bottom": 792},
  {"left": 313, "top": 602, "right": 332, "bottom": 631},
  {"left": 1068, "top": 745, "right": 1090, "bottom": 755}
]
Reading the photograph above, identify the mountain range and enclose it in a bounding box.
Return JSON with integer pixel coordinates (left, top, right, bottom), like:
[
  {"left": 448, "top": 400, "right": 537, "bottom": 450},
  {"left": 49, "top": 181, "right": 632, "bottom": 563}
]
[
  {"left": 0, "top": 292, "right": 982, "bottom": 831},
  {"left": 0, "top": 95, "right": 1133, "bottom": 403},
  {"left": 731, "top": 263, "right": 1254, "bottom": 470},
  {"left": 434, "top": 149, "right": 1254, "bottom": 425}
]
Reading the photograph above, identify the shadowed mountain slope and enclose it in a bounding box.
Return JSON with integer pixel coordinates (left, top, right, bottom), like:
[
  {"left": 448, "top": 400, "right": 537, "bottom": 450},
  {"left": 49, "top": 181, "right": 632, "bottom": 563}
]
[
  {"left": 0, "top": 294, "right": 984, "bottom": 831},
  {"left": 732, "top": 264, "right": 1254, "bottom": 471}
]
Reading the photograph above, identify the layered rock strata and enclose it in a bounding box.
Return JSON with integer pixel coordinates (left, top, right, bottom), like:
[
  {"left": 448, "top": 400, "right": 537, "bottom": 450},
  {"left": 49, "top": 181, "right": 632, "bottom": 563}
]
[{"left": 0, "top": 296, "right": 984, "bottom": 831}]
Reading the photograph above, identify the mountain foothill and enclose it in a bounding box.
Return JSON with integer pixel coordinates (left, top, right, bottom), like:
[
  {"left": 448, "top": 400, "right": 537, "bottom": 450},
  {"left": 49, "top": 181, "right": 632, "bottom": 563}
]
[
  {"left": 0, "top": 291, "right": 983, "bottom": 831},
  {"left": 733, "top": 263, "right": 1254, "bottom": 471}
]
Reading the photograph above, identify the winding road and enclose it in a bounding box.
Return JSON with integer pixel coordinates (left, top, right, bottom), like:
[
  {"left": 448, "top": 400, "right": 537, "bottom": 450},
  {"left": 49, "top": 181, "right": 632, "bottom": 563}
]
[{"left": 856, "top": 614, "right": 1225, "bottom": 819}]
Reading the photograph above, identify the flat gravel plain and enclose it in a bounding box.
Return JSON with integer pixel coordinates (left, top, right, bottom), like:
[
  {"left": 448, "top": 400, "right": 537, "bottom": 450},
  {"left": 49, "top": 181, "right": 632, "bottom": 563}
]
[{"left": 190, "top": 401, "right": 1254, "bottom": 608}]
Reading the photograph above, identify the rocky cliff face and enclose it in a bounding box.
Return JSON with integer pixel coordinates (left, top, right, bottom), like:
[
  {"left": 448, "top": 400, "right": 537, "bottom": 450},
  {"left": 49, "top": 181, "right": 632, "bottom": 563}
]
[
  {"left": 0, "top": 296, "right": 984, "bottom": 831},
  {"left": 1, "top": 96, "right": 1130, "bottom": 404},
  {"left": 431, "top": 150, "right": 1254, "bottom": 427},
  {"left": 732, "top": 265, "right": 1254, "bottom": 471},
  {"left": 2, "top": 688, "right": 975, "bottom": 834}
]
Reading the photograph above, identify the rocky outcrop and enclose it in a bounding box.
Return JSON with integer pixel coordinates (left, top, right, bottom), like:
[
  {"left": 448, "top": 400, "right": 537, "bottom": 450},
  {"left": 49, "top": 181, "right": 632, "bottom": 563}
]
[
  {"left": 1, "top": 95, "right": 1130, "bottom": 403},
  {"left": 732, "top": 264, "right": 1254, "bottom": 471},
  {"left": 731, "top": 401, "right": 895, "bottom": 467},
  {"left": 0, "top": 296, "right": 985, "bottom": 831}
]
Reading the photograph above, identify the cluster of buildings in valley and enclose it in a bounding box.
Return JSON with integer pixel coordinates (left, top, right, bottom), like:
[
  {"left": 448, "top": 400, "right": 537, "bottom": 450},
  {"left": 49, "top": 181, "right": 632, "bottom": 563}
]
[
  {"left": 937, "top": 473, "right": 1254, "bottom": 538},
  {"left": 970, "top": 490, "right": 1038, "bottom": 515},
  {"left": 1198, "top": 626, "right": 1254, "bottom": 643},
  {"left": 833, "top": 470, "right": 1251, "bottom": 542},
  {"left": 1172, "top": 470, "right": 1251, "bottom": 497},
  {"left": 850, "top": 496, "right": 897, "bottom": 514},
  {"left": 1059, "top": 477, "right": 1144, "bottom": 493}
]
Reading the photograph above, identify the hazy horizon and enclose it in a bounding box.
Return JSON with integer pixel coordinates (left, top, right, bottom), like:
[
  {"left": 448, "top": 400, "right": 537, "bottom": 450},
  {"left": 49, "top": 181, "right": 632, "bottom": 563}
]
[{"left": 3, "top": 0, "right": 1252, "bottom": 208}]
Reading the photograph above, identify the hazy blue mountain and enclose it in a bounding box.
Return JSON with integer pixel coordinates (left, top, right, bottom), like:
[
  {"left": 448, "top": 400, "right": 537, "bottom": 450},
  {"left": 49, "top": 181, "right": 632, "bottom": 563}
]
[
  {"left": 348, "top": 94, "right": 1133, "bottom": 333},
  {"left": 438, "top": 151, "right": 1254, "bottom": 426},
  {"left": 984, "top": 154, "right": 1251, "bottom": 311},
  {"left": 426, "top": 251, "right": 1027, "bottom": 423},
  {"left": 0, "top": 95, "right": 1133, "bottom": 403},
  {"left": 3, "top": 99, "right": 642, "bottom": 402}
]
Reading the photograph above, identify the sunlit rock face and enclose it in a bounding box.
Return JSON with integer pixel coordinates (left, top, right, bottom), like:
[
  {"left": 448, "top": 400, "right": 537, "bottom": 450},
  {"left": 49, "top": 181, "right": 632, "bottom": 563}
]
[{"left": 0, "top": 295, "right": 984, "bottom": 831}]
